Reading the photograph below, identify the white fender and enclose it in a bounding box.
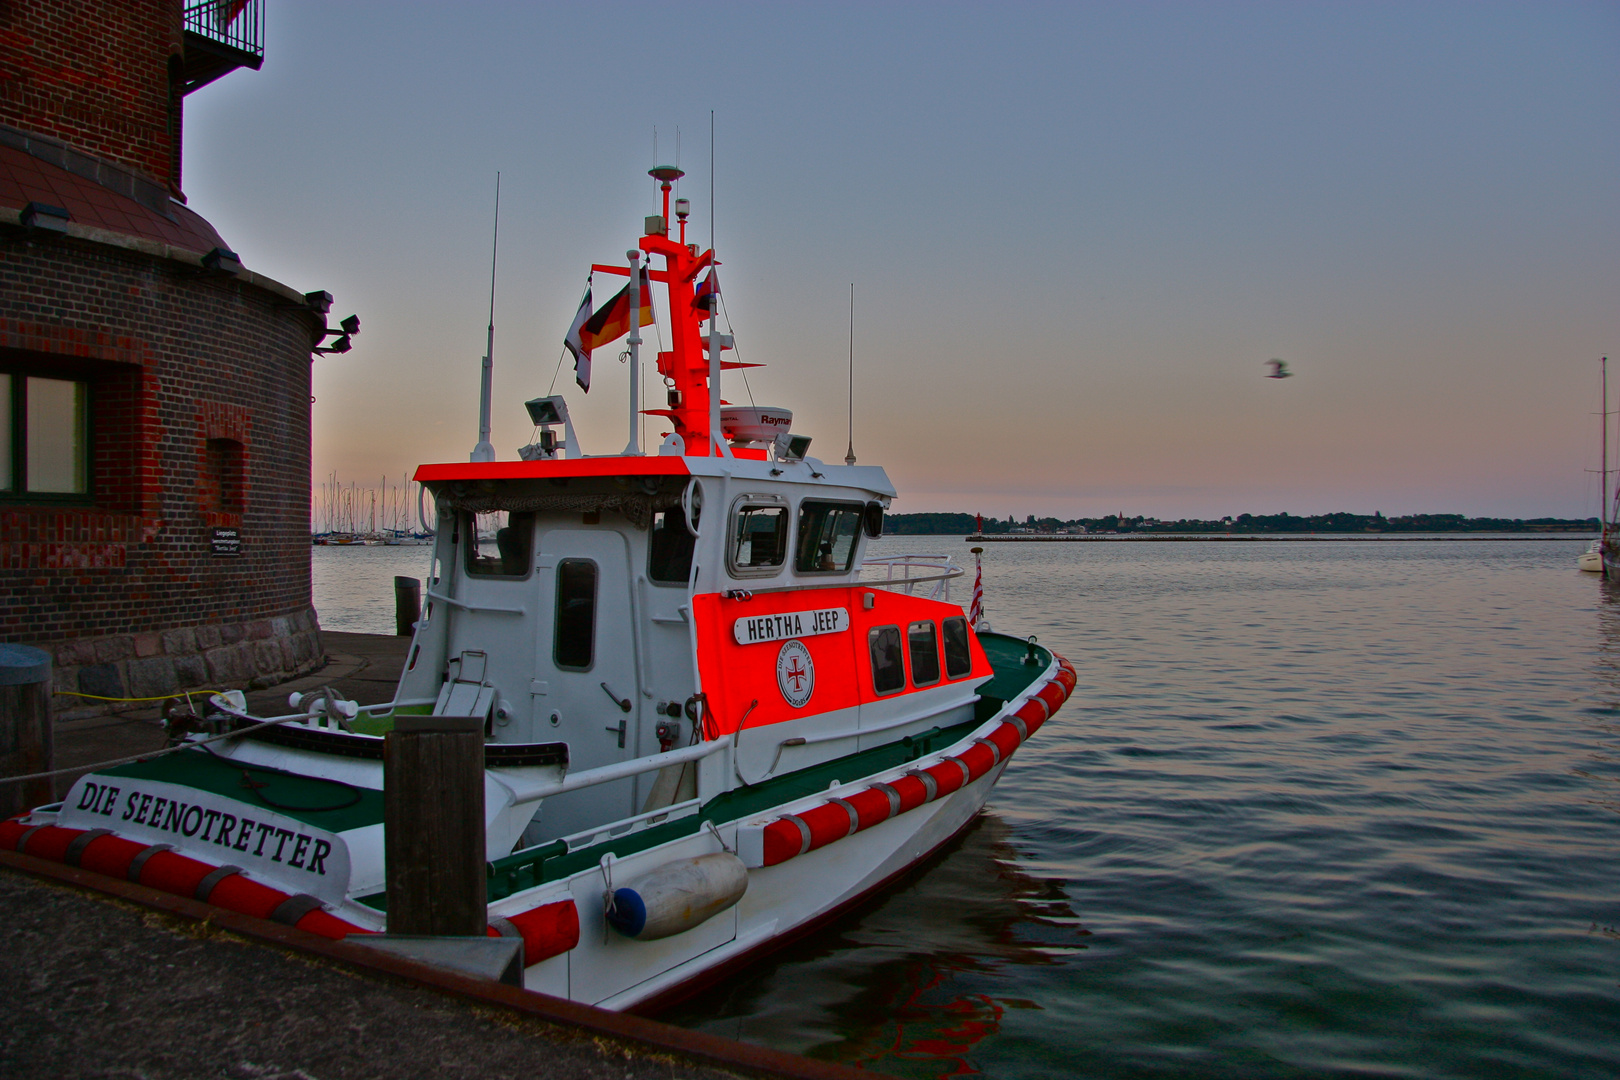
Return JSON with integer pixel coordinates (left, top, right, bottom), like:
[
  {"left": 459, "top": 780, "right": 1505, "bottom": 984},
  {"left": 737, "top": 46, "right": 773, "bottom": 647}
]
[{"left": 605, "top": 851, "right": 748, "bottom": 941}]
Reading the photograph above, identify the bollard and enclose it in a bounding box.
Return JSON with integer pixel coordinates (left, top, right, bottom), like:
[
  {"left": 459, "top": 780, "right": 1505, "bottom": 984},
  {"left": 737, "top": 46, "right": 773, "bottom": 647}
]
[
  {"left": 0, "top": 644, "right": 53, "bottom": 819},
  {"left": 383, "top": 715, "right": 486, "bottom": 936},
  {"left": 394, "top": 575, "right": 421, "bottom": 636}
]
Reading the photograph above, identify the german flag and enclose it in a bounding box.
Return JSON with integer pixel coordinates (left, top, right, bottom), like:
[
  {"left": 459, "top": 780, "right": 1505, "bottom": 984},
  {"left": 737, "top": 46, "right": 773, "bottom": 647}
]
[{"left": 580, "top": 268, "right": 655, "bottom": 352}]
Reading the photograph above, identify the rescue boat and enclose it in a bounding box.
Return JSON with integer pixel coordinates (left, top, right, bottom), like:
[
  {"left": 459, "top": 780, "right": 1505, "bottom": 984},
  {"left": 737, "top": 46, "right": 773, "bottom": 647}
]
[{"left": 4, "top": 168, "right": 1074, "bottom": 1012}]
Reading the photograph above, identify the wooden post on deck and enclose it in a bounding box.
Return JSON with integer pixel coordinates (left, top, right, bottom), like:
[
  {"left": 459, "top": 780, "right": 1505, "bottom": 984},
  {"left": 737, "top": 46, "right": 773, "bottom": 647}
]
[
  {"left": 383, "top": 716, "right": 486, "bottom": 935},
  {"left": 0, "top": 644, "right": 54, "bottom": 819}
]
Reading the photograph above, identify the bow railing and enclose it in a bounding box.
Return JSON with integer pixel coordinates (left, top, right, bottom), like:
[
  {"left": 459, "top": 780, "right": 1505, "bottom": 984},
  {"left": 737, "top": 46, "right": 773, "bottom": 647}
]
[{"left": 859, "top": 554, "right": 964, "bottom": 602}]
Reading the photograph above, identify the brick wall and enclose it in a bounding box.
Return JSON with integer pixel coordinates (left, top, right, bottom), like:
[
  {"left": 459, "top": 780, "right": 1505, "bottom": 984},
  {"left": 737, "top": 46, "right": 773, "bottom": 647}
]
[
  {"left": 0, "top": 0, "right": 182, "bottom": 189},
  {"left": 0, "top": 229, "right": 325, "bottom": 713}
]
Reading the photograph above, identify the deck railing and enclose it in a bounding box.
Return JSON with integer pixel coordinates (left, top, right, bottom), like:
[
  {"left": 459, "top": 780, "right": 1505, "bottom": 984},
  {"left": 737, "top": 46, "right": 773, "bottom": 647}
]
[{"left": 859, "top": 553, "right": 964, "bottom": 602}]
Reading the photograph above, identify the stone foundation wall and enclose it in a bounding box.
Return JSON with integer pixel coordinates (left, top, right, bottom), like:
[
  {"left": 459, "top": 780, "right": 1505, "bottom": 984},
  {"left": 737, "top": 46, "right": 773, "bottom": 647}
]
[{"left": 50, "top": 607, "right": 324, "bottom": 721}]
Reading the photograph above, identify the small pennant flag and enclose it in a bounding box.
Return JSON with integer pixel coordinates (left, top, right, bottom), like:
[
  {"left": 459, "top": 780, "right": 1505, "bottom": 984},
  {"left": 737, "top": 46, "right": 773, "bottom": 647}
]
[
  {"left": 692, "top": 269, "right": 718, "bottom": 313},
  {"left": 580, "top": 268, "right": 655, "bottom": 353},
  {"left": 565, "top": 287, "right": 593, "bottom": 391}
]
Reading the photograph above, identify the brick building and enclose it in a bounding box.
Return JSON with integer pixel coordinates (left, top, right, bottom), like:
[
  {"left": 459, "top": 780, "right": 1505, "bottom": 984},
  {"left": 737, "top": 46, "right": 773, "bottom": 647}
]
[{"left": 1, "top": 1, "right": 339, "bottom": 716}]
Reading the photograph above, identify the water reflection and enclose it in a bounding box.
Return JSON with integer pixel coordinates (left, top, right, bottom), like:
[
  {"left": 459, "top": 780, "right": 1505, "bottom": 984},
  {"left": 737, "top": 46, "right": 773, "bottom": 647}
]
[{"left": 663, "top": 812, "right": 1082, "bottom": 1077}]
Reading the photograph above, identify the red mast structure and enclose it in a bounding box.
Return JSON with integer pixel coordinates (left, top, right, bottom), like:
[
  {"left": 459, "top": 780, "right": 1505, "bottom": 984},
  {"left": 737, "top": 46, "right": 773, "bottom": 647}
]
[{"left": 591, "top": 166, "right": 727, "bottom": 456}]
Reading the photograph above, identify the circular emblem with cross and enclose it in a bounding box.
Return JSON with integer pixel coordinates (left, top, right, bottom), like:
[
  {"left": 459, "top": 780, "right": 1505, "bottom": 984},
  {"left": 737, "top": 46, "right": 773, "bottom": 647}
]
[{"left": 776, "top": 639, "right": 815, "bottom": 708}]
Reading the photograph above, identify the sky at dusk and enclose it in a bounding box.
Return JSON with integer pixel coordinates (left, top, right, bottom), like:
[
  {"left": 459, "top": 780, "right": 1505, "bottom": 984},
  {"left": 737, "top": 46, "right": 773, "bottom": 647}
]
[{"left": 180, "top": 1, "right": 1618, "bottom": 521}]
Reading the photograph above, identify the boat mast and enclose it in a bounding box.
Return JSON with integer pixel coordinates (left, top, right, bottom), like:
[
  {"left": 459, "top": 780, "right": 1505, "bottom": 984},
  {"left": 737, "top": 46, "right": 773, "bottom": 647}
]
[
  {"left": 625, "top": 247, "right": 643, "bottom": 456},
  {"left": 472, "top": 173, "right": 500, "bottom": 463}
]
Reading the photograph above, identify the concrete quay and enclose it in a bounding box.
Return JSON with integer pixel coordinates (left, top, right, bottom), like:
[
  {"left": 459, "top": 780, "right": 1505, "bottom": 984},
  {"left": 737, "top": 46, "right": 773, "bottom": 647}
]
[{"left": 5, "top": 632, "right": 859, "bottom": 1080}]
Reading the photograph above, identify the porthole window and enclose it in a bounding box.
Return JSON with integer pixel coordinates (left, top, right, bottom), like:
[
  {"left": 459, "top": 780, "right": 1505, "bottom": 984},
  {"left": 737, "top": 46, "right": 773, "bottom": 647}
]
[
  {"left": 908, "top": 621, "right": 940, "bottom": 687},
  {"left": 870, "top": 625, "right": 904, "bottom": 695},
  {"left": 943, "top": 616, "right": 973, "bottom": 679},
  {"left": 554, "top": 558, "right": 597, "bottom": 670}
]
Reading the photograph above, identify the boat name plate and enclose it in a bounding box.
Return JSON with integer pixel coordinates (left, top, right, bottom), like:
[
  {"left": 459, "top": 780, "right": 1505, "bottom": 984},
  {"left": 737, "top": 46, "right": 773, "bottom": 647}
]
[
  {"left": 733, "top": 606, "right": 848, "bottom": 646},
  {"left": 58, "top": 775, "right": 353, "bottom": 905}
]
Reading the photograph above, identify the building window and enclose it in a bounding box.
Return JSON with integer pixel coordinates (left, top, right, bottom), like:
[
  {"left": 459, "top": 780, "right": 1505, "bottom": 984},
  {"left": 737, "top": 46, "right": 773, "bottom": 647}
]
[
  {"left": 203, "top": 437, "right": 244, "bottom": 513},
  {"left": 1, "top": 374, "right": 89, "bottom": 497},
  {"left": 794, "top": 500, "right": 863, "bottom": 573}
]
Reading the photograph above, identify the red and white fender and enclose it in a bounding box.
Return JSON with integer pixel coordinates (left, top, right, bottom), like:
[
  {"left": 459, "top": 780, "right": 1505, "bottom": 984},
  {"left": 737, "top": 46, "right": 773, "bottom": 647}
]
[
  {"left": 737, "top": 654, "right": 1075, "bottom": 868},
  {"left": 0, "top": 817, "right": 580, "bottom": 964}
]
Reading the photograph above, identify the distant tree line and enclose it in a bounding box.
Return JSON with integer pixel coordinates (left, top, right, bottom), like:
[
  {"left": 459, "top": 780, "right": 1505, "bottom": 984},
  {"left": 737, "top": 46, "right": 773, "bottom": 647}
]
[{"left": 881, "top": 511, "right": 1599, "bottom": 535}]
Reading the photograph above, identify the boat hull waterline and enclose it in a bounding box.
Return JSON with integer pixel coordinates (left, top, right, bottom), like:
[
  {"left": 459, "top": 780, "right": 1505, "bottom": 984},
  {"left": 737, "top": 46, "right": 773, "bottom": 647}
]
[{"left": 5, "top": 651, "right": 1072, "bottom": 1009}]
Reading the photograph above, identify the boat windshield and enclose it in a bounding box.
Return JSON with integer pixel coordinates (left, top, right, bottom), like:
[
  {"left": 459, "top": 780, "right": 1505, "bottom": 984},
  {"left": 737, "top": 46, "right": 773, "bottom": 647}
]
[{"left": 794, "top": 500, "right": 862, "bottom": 573}]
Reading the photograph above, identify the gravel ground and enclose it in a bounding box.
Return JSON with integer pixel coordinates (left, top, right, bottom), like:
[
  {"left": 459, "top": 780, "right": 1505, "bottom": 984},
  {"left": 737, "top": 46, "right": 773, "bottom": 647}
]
[{"left": 0, "top": 869, "right": 745, "bottom": 1080}]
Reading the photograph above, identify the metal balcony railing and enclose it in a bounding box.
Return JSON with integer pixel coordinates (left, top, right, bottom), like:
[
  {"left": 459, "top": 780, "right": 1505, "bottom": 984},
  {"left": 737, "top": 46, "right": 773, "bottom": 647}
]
[{"left": 180, "top": 0, "right": 264, "bottom": 94}]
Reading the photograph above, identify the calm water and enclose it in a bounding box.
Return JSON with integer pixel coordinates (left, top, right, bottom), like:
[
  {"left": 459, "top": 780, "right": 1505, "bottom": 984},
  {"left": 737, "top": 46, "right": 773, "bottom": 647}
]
[{"left": 313, "top": 538, "right": 1620, "bottom": 1078}]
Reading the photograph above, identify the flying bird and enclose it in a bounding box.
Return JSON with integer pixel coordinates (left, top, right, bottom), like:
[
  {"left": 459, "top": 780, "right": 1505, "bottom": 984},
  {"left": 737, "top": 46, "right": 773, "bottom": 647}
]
[{"left": 1265, "top": 359, "right": 1292, "bottom": 379}]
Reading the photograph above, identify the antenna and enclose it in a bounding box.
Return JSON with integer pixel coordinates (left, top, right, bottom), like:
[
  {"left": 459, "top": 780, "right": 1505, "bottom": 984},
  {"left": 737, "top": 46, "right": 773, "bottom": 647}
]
[
  {"left": 845, "top": 283, "right": 856, "bottom": 466},
  {"left": 471, "top": 172, "right": 500, "bottom": 463},
  {"left": 709, "top": 110, "right": 715, "bottom": 255}
]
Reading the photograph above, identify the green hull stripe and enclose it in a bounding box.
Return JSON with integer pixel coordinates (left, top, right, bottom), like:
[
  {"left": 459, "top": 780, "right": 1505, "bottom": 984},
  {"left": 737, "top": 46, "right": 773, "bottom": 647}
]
[{"left": 96, "top": 748, "right": 386, "bottom": 834}]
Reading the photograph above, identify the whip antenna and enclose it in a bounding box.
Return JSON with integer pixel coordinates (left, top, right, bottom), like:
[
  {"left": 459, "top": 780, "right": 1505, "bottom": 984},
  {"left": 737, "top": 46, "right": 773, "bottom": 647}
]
[
  {"left": 845, "top": 283, "right": 856, "bottom": 466},
  {"left": 471, "top": 171, "right": 500, "bottom": 462}
]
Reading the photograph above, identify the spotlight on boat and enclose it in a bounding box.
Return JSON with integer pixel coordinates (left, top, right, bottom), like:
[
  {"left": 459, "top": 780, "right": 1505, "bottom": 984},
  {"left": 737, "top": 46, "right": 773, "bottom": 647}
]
[
  {"left": 774, "top": 433, "right": 812, "bottom": 462},
  {"left": 674, "top": 198, "right": 690, "bottom": 221},
  {"left": 525, "top": 396, "right": 569, "bottom": 427}
]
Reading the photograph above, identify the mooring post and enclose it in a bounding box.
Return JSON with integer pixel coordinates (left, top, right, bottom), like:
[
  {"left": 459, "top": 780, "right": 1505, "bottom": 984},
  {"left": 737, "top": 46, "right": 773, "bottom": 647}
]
[
  {"left": 0, "top": 644, "right": 53, "bottom": 819},
  {"left": 383, "top": 716, "right": 486, "bottom": 935},
  {"left": 393, "top": 575, "right": 421, "bottom": 636}
]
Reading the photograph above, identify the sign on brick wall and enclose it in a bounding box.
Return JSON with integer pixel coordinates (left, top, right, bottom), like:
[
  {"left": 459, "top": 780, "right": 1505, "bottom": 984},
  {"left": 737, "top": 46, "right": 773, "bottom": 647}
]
[{"left": 210, "top": 527, "right": 241, "bottom": 556}]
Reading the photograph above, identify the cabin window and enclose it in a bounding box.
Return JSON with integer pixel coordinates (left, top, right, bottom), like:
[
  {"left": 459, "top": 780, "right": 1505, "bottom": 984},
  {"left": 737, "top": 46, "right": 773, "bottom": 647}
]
[
  {"left": 465, "top": 511, "right": 535, "bottom": 577},
  {"left": 1, "top": 374, "right": 89, "bottom": 497},
  {"left": 648, "top": 507, "right": 695, "bottom": 585},
  {"left": 908, "top": 621, "right": 940, "bottom": 687},
  {"left": 794, "top": 500, "right": 862, "bottom": 573},
  {"left": 943, "top": 616, "right": 972, "bottom": 679},
  {"left": 870, "top": 625, "right": 904, "bottom": 695},
  {"left": 554, "top": 558, "right": 597, "bottom": 669},
  {"left": 730, "top": 502, "right": 787, "bottom": 576}
]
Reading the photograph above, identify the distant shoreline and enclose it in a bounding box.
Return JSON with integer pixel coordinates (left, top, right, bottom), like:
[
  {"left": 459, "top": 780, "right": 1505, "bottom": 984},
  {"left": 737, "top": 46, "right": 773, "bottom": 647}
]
[{"left": 964, "top": 533, "right": 1597, "bottom": 543}]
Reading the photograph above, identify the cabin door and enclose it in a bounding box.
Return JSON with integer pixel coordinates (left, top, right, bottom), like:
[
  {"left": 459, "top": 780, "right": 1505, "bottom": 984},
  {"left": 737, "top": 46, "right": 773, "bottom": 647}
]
[{"left": 535, "top": 529, "right": 640, "bottom": 840}]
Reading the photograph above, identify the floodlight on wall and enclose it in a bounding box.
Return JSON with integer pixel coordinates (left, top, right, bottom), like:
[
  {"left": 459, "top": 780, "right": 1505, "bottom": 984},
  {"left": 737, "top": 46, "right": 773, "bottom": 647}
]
[
  {"left": 304, "top": 290, "right": 333, "bottom": 314},
  {"left": 313, "top": 313, "right": 361, "bottom": 355},
  {"left": 19, "top": 202, "right": 70, "bottom": 234},
  {"left": 202, "top": 247, "right": 242, "bottom": 276}
]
